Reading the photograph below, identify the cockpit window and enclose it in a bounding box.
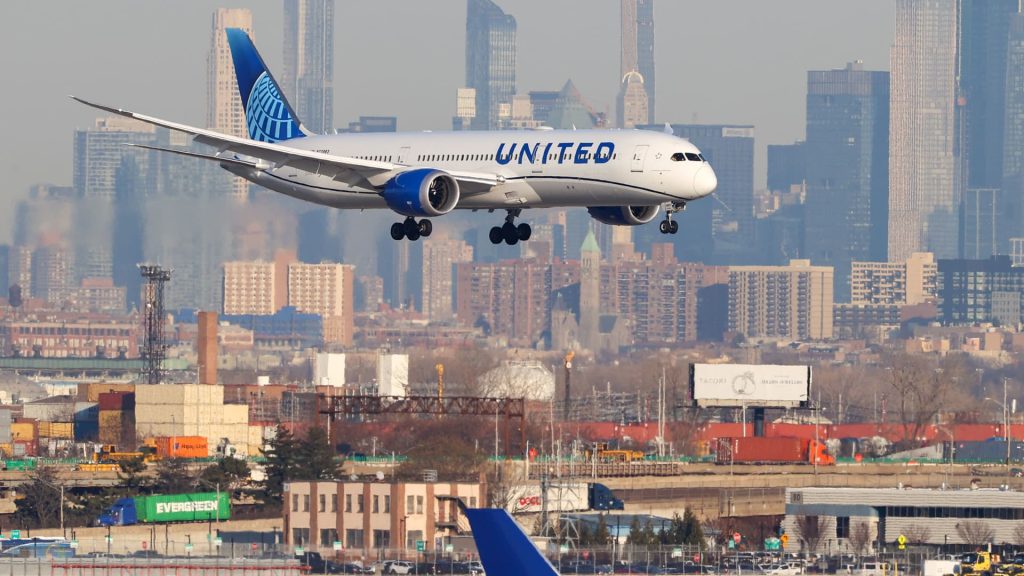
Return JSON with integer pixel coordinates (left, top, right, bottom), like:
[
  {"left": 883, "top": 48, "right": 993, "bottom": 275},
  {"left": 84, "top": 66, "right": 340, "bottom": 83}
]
[
  {"left": 698, "top": 154, "right": 707, "bottom": 161},
  {"left": 685, "top": 152, "right": 702, "bottom": 162},
  {"left": 671, "top": 152, "right": 686, "bottom": 162}
]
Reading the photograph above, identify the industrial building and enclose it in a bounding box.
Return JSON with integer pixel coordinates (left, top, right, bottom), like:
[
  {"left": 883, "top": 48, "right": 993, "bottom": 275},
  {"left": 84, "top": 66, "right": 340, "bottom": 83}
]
[{"left": 783, "top": 487, "right": 1024, "bottom": 553}]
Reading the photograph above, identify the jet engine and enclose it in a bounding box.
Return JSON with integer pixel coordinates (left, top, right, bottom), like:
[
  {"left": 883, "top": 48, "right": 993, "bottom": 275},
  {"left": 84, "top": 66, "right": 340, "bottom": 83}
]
[
  {"left": 383, "top": 169, "right": 460, "bottom": 217},
  {"left": 587, "top": 205, "right": 661, "bottom": 226}
]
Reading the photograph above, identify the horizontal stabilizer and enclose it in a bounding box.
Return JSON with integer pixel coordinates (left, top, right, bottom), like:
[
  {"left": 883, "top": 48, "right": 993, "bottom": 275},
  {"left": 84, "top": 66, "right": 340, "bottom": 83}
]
[{"left": 128, "top": 144, "right": 257, "bottom": 168}]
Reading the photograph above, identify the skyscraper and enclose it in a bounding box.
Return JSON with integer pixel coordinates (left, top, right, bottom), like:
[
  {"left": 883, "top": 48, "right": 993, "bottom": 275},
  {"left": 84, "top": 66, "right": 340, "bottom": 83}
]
[
  {"left": 960, "top": 0, "right": 1018, "bottom": 190},
  {"left": 207, "top": 8, "right": 253, "bottom": 202},
  {"left": 1001, "top": 12, "right": 1024, "bottom": 251},
  {"left": 803, "top": 62, "right": 890, "bottom": 301},
  {"left": 620, "top": 1, "right": 656, "bottom": 126},
  {"left": 888, "top": 0, "right": 958, "bottom": 261},
  {"left": 466, "top": 0, "right": 516, "bottom": 130},
  {"left": 644, "top": 124, "right": 754, "bottom": 264},
  {"left": 283, "top": 0, "right": 334, "bottom": 134},
  {"left": 422, "top": 236, "right": 474, "bottom": 322}
]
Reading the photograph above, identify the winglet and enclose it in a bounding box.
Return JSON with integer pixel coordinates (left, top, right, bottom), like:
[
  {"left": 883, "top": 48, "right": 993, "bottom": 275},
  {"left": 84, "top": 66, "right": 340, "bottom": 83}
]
[
  {"left": 663, "top": 122, "right": 674, "bottom": 135},
  {"left": 464, "top": 509, "right": 559, "bottom": 576}
]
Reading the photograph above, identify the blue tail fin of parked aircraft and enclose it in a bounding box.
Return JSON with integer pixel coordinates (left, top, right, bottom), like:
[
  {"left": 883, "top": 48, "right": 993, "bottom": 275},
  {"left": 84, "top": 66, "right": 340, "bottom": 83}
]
[
  {"left": 225, "top": 28, "right": 308, "bottom": 143},
  {"left": 464, "top": 508, "right": 559, "bottom": 576}
]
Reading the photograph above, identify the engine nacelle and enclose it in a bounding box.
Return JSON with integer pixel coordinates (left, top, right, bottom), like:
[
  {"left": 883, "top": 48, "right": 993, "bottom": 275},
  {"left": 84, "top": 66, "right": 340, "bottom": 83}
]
[
  {"left": 587, "top": 205, "right": 661, "bottom": 226},
  {"left": 383, "top": 169, "right": 460, "bottom": 217}
]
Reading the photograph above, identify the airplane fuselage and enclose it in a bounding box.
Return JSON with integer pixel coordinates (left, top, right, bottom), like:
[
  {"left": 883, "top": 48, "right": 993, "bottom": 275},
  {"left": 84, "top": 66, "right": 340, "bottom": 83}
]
[{"left": 225, "top": 129, "right": 716, "bottom": 211}]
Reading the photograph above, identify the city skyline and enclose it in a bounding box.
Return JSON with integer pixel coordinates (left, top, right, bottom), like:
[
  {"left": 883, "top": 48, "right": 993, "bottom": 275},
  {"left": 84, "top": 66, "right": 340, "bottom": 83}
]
[{"left": 2, "top": 1, "right": 894, "bottom": 243}]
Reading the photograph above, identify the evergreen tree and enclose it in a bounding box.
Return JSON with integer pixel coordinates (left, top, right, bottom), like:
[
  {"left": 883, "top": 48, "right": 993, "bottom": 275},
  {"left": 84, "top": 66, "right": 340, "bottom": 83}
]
[
  {"left": 261, "top": 425, "right": 299, "bottom": 501},
  {"left": 594, "top": 514, "right": 611, "bottom": 547},
  {"left": 625, "top": 517, "right": 643, "bottom": 546},
  {"left": 294, "top": 427, "right": 341, "bottom": 481},
  {"left": 681, "top": 508, "right": 705, "bottom": 548}
]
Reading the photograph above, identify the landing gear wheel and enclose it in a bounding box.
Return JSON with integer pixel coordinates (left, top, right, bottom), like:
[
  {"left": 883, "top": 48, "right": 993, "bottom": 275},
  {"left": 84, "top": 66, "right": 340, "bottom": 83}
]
[
  {"left": 502, "top": 222, "right": 519, "bottom": 245},
  {"left": 403, "top": 218, "right": 421, "bottom": 241},
  {"left": 668, "top": 220, "right": 679, "bottom": 234},
  {"left": 489, "top": 226, "right": 503, "bottom": 245},
  {"left": 419, "top": 219, "right": 433, "bottom": 237},
  {"left": 390, "top": 222, "right": 405, "bottom": 241},
  {"left": 517, "top": 223, "right": 532, "bottom": 241},
  {"left": 659, "top": 220, "right": 670, "bottom": 234}
]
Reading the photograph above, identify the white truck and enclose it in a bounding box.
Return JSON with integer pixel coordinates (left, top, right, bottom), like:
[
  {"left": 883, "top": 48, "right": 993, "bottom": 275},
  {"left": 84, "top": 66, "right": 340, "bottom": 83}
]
[
  {"left": 503, "top": 483, "right": 623, "bottom": 514},
  {"left": 923, "top": 560, "right": 961, "bottom": 576}
]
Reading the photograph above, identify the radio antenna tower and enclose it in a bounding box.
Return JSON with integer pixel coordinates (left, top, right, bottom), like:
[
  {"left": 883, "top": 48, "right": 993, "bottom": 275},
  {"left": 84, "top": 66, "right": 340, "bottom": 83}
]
[{"left": 139, "top": 265, "right": 171, "bottom": 385}]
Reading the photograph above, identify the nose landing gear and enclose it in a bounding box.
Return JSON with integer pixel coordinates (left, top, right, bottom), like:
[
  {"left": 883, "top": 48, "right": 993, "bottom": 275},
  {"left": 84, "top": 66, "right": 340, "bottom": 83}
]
[
  {"left": 659, "top": 202, "right": 685, "bottom": 235},
  {"left": 489, "top": 209, "right": 532, "bottom": 245},
  {"left": 390, "top": 217, "right": 433, "bottom": 241}
]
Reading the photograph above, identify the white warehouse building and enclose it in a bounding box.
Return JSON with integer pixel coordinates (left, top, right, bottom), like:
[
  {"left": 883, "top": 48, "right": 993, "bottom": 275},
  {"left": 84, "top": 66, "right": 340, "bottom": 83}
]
[{"left": 784, "top": 487, "right": 1024, "bottom": 553}]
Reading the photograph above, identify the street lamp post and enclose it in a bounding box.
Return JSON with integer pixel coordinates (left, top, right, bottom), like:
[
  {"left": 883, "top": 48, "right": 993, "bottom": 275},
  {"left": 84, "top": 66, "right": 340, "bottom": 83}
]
[{"left": 984, "top": 379, "right": 1014, "bottom": 473}]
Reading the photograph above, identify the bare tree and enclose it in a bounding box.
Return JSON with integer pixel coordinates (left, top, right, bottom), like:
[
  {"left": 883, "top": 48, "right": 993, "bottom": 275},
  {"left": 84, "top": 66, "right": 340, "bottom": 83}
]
[
  {"left": 849, "top": 522, "right": 872, "bottom": 557},
  {"left": 957, "top": 521, "right": 995, "bottom": 547},
  {"left": 1014, "top": 524, "right": 1024, "bottom": 547},
  {"left": 793, "top": 516, "right": 830, "bottom": 554},
  {"left": 885, "top": 354, "right": 967, "bottom": 446},
  {"left": 905, "top": 524, "right": 932, "bottom": 545}
]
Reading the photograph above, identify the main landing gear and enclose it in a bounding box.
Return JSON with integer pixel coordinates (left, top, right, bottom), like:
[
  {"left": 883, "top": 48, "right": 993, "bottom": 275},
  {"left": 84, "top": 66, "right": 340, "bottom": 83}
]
[
  {"left": 390, "top": 217, "right": 432, "bottom": 241},
  {"left": 658, "top": 202, "right": 685, "bottom": 235},
  {"left": 489, "top": 209, "right": 532, "bottom": 246}
]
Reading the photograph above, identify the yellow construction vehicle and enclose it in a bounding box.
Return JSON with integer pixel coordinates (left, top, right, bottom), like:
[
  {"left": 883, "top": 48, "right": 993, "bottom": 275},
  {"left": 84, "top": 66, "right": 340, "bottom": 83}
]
[
  {"left": 93, "top": 444, "right": 157, "bottom": 464},
  {"left": 584, "top": 442, "right": 646, "bottom": 463},
  {"left": 961, "top": 552, "right": 997, "bottom": 576}
]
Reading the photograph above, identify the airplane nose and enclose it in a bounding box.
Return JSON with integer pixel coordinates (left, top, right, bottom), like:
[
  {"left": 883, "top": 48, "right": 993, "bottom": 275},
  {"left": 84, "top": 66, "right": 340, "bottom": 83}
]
[{"left": 693, "top": 166, "right": 717, "bottom": 197}]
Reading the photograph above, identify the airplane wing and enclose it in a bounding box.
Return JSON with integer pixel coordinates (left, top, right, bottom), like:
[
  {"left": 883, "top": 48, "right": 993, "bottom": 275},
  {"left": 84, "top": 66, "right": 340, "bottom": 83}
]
[{"left": 71, "top": 96, "right": 502, "bottom": 191}]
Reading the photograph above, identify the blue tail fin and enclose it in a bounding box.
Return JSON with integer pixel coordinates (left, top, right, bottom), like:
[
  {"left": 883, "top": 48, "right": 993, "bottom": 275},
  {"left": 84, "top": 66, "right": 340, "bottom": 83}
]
[
  {"left": 225, "top": 28, "right": 307, "bottom": 142},
  {"left": 464, "top": 509, "right": 559, "bottom": 576}
]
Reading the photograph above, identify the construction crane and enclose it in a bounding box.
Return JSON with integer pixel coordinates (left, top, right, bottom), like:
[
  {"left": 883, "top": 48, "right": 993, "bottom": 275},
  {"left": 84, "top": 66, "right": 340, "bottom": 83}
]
[{"left": 563, "top": 351, "right": 575, "bottom": 421}]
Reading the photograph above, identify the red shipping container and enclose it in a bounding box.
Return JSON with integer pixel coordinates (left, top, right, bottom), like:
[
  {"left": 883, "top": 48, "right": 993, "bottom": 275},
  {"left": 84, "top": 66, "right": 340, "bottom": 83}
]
[
  {"left": 98, "top": 392, "right": 135, "bottom": 411},
  {"left": 716, "top": 437, "right": 808, "bottom": 464}
]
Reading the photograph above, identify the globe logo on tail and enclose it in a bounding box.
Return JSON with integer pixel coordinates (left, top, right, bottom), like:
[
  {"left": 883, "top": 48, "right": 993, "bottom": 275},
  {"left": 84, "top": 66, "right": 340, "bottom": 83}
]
[{"left": 246, "top": 72, "right": 301, "bottom": 143}]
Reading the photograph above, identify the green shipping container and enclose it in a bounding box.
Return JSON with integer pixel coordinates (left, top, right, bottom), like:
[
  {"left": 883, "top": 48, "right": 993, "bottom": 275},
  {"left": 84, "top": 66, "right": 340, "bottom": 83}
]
[{"left": 136, "top": 492, "right": 230, "bottom": 523}]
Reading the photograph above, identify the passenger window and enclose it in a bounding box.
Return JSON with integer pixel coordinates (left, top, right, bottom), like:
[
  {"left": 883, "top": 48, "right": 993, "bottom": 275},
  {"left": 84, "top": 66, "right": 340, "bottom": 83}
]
[
  {"left": 671, "top": 153, "right": 686, "bottom": 162},
  {"left": 685, "top": 152, "right": 702, "bottom": 162}
]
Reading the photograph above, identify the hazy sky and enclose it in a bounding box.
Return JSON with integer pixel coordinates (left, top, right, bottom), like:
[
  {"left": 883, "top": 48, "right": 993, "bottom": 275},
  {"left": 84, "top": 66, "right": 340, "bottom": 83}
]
[{"left": 0, "top": 1, "right": 894, "bottom": 241}]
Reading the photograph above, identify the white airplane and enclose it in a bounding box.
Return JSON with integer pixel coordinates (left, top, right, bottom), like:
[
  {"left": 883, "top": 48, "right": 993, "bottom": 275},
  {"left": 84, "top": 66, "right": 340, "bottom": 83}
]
[{"left": 73, "top": 29, "right": 716, "bottom": 245}]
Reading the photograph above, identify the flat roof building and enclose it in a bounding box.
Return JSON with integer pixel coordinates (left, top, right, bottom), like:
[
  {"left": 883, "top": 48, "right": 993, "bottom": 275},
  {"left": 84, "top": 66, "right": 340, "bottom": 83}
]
[{"left": 784, "top": 486, "right": 1024, "bottom": 553}]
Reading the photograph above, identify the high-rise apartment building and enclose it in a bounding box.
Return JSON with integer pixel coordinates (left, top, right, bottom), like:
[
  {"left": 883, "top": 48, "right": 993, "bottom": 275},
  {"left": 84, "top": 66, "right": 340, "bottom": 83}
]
[
  {"left": 73, "top": 118, "right": 156, "bottom": 199},
  {"left": 422, "top": 237, "right": 474, "bottom": 322},
  {"left": 620, "top": 0, "right": 655, "bottom": 126},
  {"left": 283, "top": 0, "right": 334, "bottom": 134},
  {"left": 938, "top": 255, "right": 1024, "bottom": 325},
  {"left": 207, "top": 8, "right": 254, "bottom": 202},
  {"left": 287, "top": 262, "right": 354, "bottom": 346},
  {"left": 466, "top": 0, "right": 516, "bottom": 130},
  {"left": 728, "top": 260, "right": 834, "bottom": 341},
  {"left": 222, "top": 261, "right": 277, "bottom": 316},
  {"left": 888, "top": 0, "right": 958, "bottom": 261},
  {"left": 850, "top": 252, "right": 937, "bottom": 306},
  {"left": 616, "top": 71, "right": 649, "bottom": 129},
  {"left": 803, "top": 62, "right": 890, "bottom": 301}
]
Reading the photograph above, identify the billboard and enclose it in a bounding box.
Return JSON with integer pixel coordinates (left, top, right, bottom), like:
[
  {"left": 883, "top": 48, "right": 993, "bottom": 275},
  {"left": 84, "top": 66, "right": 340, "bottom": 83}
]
[
  {"left": 503, "top": 483, "right": 590, "bottom": 514},
  {"left": 689, "top": 364, "right": 810, "bottom": 408}
]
